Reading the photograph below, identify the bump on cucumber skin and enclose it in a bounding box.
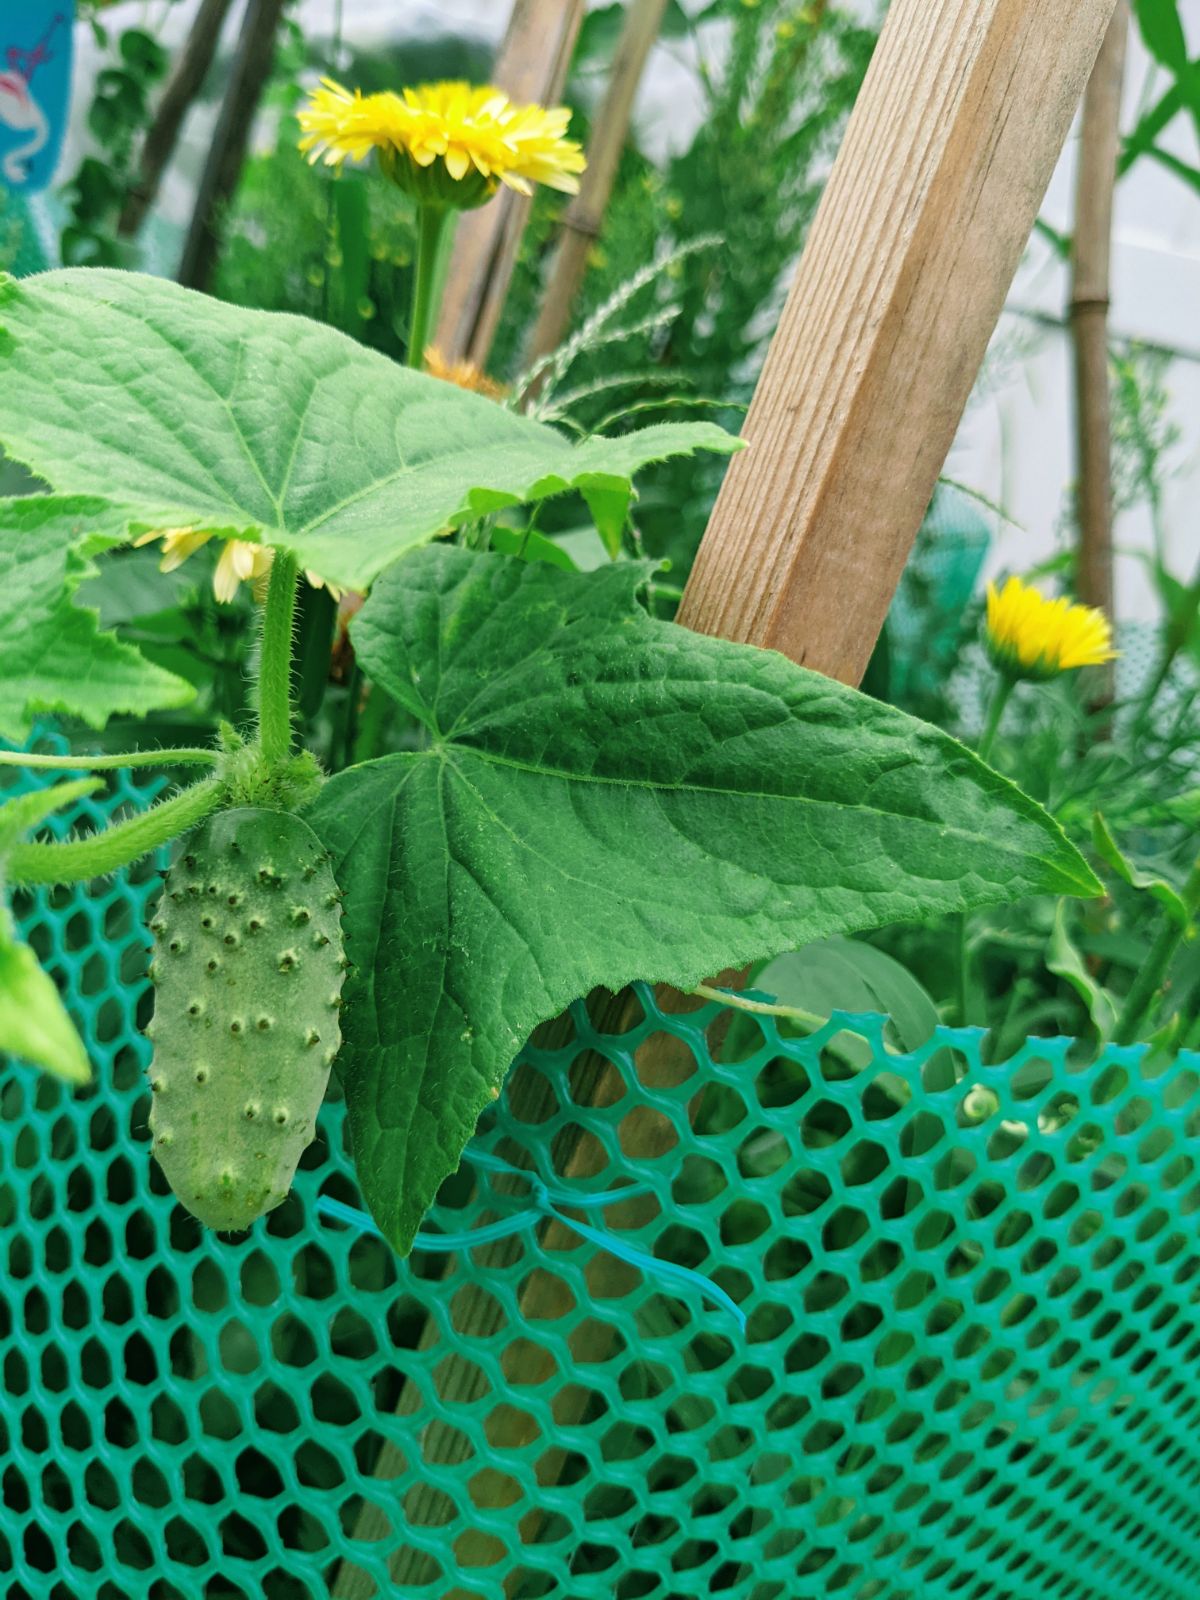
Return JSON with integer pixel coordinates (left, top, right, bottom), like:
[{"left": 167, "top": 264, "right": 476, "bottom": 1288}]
[{"left": 147, "top": 807, "right": 345, "bottom": 1231}]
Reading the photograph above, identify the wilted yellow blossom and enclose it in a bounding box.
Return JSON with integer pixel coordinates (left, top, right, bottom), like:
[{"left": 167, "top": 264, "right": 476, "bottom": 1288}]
[
  {"left": 424, "top": 346, "right": 506, "bottom": 400},
  {"left": 135, "top": 530, "right": 340, "bottom": 605}
]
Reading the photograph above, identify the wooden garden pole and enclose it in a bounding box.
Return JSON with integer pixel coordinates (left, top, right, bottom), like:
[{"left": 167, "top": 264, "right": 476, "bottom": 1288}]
[
  {"left": 332, "top": 2, "right": 1120, "bottom": 1587},
  {"left": 176, "top": 0, "right": 288, "bottom": 293},
  {"left": 679, "top": 0, "right": 1120, "bottom": 687},
  {"left": 118, "top": 0, "right": 238, "bottom": 238},
  {"left": 1070, "top": 2, "right": 1129, "bottom": 710},
  {"left": 523, "top": 0, "right": 671, "bottom": 367},
  {"left": 430, "top": 0, "right": 586, "bottom": 370}
]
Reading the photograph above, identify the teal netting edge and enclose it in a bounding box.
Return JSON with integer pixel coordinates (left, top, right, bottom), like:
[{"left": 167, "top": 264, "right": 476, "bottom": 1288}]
[{"left": 2, "top": 755, "right": 1200, "bottom": 1600}]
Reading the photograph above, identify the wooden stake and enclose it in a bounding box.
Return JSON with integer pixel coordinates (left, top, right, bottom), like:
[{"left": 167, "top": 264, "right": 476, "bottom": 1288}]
[
  {"left": 678, "top": 0, "right": 1120, "bottom": 687},
  {"left": 430, "top": 0, "right": 586, "bottom": 370},
  {"left": 118, "top": 0, "right": 237, "bottom": 239},
  {"left": 176, "top": 0, "right": 288, "bottom": 293},
  {"left": 1071, "top": 1, "right": 1129, "bottom": 709},
  {"left": 331, "top": 1, "right": 1119, "bottom": 1584},
  {"left": 524, "top": 0, "right": 671, "bottom": 368}
]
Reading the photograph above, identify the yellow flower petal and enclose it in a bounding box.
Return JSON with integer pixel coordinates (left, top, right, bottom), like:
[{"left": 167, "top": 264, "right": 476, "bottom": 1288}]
[
  {"left": 212, "top": 540, "right": 272, "bottom": 603},
  {"left": 985, "top": 575, "right": 1117, "bottom": 682},
  {"left": 306, "top": 570, "right": 345, "bottom": 602},
  {"left": 153, "top": 528, "right": 214, "bottom": 572},
  {"left": 296, "top": 78, "right": 585, "bottom": 203}
]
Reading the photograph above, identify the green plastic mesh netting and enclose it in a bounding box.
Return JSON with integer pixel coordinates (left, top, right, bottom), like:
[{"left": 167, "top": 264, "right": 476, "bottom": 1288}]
[{"left": 3, "top": 754, "right": 1200, "bottom": 1600}]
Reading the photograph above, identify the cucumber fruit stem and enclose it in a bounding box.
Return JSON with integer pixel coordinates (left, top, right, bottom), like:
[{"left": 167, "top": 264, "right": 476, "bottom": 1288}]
[{"left": 9, "top": 777, "right": 225, "bottom": 885}]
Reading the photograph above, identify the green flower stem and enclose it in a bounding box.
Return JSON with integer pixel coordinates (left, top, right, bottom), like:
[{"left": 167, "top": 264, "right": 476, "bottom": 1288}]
[
  {"left": 8, "top": 776, "right": 224, "bottom": 886},
  {"left": 258, "top": 550, "right": 300, "bottom": 769},
  {"left": 977, "top": 674, "right": 1016, "bottom": 764},
  {"left": 693, "top": 984, "right": 902, "bottom": 1058},
  {"left": 957, "top": 673, "right": 1017, "bottom": 1024},
  {"left": 0, "top": 748, "right": 219, "bottom": 772},
  {"left": 408, "top": 204, "right": 450, "bottom": 370},
  {"left": 1133, "top": 559, "right": 1200, "bottom": 733},
  {"left": 1112, "top": 856, "right": 1200, "bottom": 1046}
]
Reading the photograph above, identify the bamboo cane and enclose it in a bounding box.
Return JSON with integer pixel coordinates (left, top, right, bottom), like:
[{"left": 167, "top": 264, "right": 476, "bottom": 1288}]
[
  {"left": 332, "top": 0, "right": 1120, "bottom": 1588},
  {"left": 679, "top": 0, "right": 1118, "bottom": 676},
  {"left": 1070, "top": 2, "right": 1129, "bottom": 712},
  {"left": 176, "top": 0, "right": 289, "bottom": 293},
  {"left": 523, "top": 0, "right": 671, "bottom": 370},
  {"left": 430, "top": 0, "right": 586, "bottom": 371},
  {"left": 118, "top": 0, "right": 237, "bottom": 239}
]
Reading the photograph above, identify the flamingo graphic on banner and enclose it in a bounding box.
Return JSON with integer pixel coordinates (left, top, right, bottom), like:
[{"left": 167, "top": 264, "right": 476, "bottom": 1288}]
[{"left": 0, "top": 7, "right": 73, "bottom": 194}]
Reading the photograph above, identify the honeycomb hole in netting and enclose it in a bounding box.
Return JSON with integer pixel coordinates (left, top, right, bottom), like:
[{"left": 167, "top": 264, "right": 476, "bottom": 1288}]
[{"left": 3, "top": 767, "right": 1200, "bottom": 1600}]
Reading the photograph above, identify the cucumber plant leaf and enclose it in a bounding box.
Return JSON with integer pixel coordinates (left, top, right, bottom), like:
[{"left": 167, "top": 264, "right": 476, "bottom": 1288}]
[
  {"left": 0, "top": 270, "right": 739, "bottom": 592},
  {"left": 0, "top": 494, "right": 195, "bottom": 742},
  {"left": 306, "top": 545, "right": 1101, "bottom": 1253}
]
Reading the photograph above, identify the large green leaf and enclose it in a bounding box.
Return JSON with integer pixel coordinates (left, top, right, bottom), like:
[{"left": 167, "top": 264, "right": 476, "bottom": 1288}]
[
  {"left": 306, "top": 547, "right": 1100, "bottom": 1253},
  {"left": 0, "top": 495, "right": 194, "bottom": 742},
  {"left": 0, "top": 270, "right": 739, "bottom": 591}
]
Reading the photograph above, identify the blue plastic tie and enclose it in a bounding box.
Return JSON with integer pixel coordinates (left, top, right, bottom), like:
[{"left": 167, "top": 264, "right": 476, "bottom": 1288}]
[
  {"left": 562, "top": 1215, "right": 747, "bottom": 1333},
  {"left": 467, "top": 1148, "right": 658, "bottom": 1211},
  {"left": 316, "top": 1149, "right": 746, "bottom": 1332},
  {"left": 316, "top": 1193, "right": 537, "bottom": 1250}
]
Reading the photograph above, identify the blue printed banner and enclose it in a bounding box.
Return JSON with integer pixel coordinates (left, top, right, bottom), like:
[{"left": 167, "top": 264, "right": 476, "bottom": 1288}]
[{"left": 1, "top": 6, "right": 74, "bottom": 195}]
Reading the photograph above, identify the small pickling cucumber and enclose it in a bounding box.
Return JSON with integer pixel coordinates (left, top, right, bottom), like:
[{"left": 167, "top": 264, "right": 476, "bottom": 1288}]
[{"left": 146, "top": 807, "right": 345, "bottom": 1230}]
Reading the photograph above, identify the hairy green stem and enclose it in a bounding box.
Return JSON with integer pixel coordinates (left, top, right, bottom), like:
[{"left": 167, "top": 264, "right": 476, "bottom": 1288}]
[
  {"left": 0, "top": 748, "right": 218, "bottom": 772},
  {"left": 408, "top": 204, "right": 450, "bottom": 369},
  {"left": 258, "top": 551, "right": 300, "bottom": 768},
  {"left": 8, "top": 776, "right": 224, "bottom": 886},
  {"left": 1111, "top": 856, "right": 1200, "bottom": 1046}
]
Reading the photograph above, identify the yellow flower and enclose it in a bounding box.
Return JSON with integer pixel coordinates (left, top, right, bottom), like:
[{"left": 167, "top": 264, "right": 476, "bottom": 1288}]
[
  {"left": 985, "top": 576, "right": 1117, "bottom": 682},
  {"left": 297, "top": 79, "right": 586, "bottom": 209},
  {"left": 135, "top": 529, "right": 341, "bottom": 605},
  {"left": 424, "top": 345, "right": 506, "bottom": 401}
]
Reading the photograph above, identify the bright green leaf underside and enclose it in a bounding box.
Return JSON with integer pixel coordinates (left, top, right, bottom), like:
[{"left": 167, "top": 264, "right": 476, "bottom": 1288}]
[
  {"left": 0, "top": 270, "right": 740, "bottom": 591},
  {"left": 307, "top": 546, "right": 1100, "bottom": 1254},
  {"left": 0, "top": 495, "right": 194, "bottom": 742},
  {"left": 0, "top": 937, "right": 91, "bottom": 1084},
  {"left": 0, "top": 778, "right": 102, "bottom": 1085}
]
